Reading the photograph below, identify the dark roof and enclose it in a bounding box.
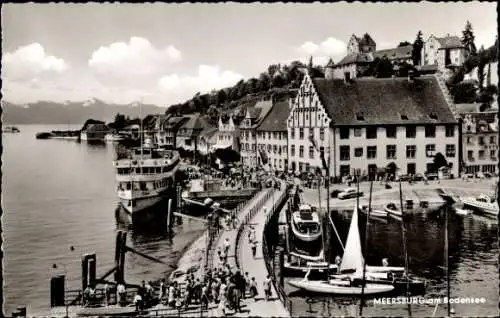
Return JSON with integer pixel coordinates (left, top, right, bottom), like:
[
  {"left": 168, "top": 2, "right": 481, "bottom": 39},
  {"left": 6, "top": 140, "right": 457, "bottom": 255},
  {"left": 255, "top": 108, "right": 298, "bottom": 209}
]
[
  {"left": 256, "top": 101, "right": 290, "bottom": 132},
  {"left": 436, "top": 36, "right": 464, "bottom": 49},
  {"left": 311, "top": 76, "right": 457, "bottom": 126},
  {"left": 180, "top": 114, "right": 212, "bottom": 131},
  {"left": 359, "top": 33, "right": 376, "bottom": 46},
  {"left": 247, "top": 107, "right": 262, "bottom": 119},
  {"left": 85, "top": 123, "right": 110, "bottom": 132},
  {"left": 336, "top": 53, "right": 373, "bottom": 66},
  {"left": 326, "top": 58, "right": 335, "bottom": 68},
  {"left": 374, "top": 45, "right": 413, "bottom": 60}
]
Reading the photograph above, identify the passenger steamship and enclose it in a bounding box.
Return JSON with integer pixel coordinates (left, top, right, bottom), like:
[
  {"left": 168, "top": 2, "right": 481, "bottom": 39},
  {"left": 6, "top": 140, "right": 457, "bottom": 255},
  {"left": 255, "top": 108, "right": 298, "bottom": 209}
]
[{"left": 113, "top": 143, "right": 180, "bottom": 217}]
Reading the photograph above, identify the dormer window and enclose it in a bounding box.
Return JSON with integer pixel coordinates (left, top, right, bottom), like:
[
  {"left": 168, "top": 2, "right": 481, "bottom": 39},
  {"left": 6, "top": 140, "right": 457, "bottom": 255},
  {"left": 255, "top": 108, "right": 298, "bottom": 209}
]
[
  {"left": 429, "top": 113, "right": 438, "bottom": 120},
  {"left": 401, "top": 115, "right": 408, "bottom": 120},
  {"left": 356, "top": 113, "right": 365, "bottom": 121}
]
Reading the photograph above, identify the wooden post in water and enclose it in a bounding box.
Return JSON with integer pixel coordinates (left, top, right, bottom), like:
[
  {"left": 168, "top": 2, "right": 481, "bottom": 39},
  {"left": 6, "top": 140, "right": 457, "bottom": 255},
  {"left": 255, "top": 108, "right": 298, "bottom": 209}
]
[
  {"left": 279, "top": 249, "right": 285, "bottom": 287},
  {"left": 167, "top": 199, "right": 172, "bottom": 230}
]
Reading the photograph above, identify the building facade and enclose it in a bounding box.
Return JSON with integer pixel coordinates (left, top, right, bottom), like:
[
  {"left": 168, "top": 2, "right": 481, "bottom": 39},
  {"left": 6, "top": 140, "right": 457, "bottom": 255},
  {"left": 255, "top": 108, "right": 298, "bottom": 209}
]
[
  {"left": 176, "top": 114, "right": 214, "bottom": 153},
  {"left": 239, "top": 100, "right": 273, "bottom": 168},
  {"left": 422, "top": 35, "right": 469, "bottom": 72},
  {"left": 214, "top": 115, "right": 240, "bottom": 151},
  {"left": 255, "top": 101, "right": 290, "bottom": 172},
  {"left": 287, "top": 73, "right": 460, "bottom": 180},
  {"left": 459, "top": 108, "right": 498, "bottom": 174}
]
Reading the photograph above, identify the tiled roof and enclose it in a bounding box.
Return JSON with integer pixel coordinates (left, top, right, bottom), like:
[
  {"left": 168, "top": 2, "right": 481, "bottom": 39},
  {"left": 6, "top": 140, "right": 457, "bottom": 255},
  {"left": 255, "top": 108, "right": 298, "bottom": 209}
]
[
  {"left": 373, "top": 45, "right": 413, "bottom": 60},
  {"left": 436, "top": 36, "right": 464, "bottom": 49},
  {"left": 247, "top": 107, "right": 262, "bottom": 119},
  {"left": 180, "top": 114, "right": 212, "bottom": 131},
  {"left": 311, "top": 76, "right": 457, "bottom": 126},
  {"left": 85, "top": 123, "right": 110, "bottom": 132},
  {"left": 256, "top": 101, "right": 290, "bottom": 132},
  {"left": 336, "top": 53, "right": 374, "bottom": 66}
]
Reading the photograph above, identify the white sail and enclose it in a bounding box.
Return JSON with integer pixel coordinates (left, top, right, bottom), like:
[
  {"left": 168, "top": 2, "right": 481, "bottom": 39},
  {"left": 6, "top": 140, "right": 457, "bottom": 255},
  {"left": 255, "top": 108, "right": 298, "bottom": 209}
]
[{"left": 339, "top": 206, "right": 364, "bottom": 272}]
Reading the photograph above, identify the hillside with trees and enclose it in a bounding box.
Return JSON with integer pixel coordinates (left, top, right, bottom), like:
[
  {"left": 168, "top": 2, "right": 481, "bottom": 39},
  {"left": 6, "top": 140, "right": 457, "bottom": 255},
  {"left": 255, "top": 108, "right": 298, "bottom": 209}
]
[{"left": 164, "top": 60, "right": 324, "bottom": 124}]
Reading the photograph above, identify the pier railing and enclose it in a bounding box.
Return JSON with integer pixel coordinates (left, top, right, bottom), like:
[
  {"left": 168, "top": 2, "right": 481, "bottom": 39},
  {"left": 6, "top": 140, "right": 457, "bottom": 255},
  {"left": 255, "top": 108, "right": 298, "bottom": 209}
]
[
  {"left": 234, "top": 188, "right": 273, "bottom": 270},
  {"left": 233, "top": 181, "right": 294, "bottom": 316},
  {"left": 261, "top": 183, "right": 294, "bottom": 316}
]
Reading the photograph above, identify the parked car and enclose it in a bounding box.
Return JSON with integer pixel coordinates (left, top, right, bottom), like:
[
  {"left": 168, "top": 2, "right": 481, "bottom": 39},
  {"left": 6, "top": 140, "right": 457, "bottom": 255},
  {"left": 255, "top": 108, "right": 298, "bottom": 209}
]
[
  {"left": 396, "top": 174, "right": 410, "bottom": 182},
  {"left": 425, "top": 171, "right": 439, "bottom": 180},
  {"left": 338, "top": 188, "right": 364, "bottom": 200},
  {"left": 330, "top": 189, "right": 342, "bottom": 198},
  {"left": 413, "top": 173, "right": 425, "bottom": 181}
]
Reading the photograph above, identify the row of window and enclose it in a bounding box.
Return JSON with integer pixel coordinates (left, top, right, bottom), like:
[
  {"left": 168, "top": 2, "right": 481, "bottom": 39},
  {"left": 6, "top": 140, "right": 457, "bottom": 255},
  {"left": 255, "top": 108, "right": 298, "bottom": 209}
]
[
  {"left": 467, "top": 149, "right": 497, "bottom": 161},
  {"left": 218, "top": 134, "right": 232, "bottom": 141},
  {"left": 339, "top": 144, "right": 456, "bottom": 160},
  {"left": 290, "top": 145, "right": 325, "bottom": 159},
  {"left": 466, "top": 136, "right": 497, "bottom": 145},
  {"left": 290, "top": 127, "right": 325, "bottom": 141},
  {"left": 117, "top": 166, "right": 174, "bottom": 175},
  {"left": 258, "top": 144, "right": 287, "bottom": 154},
  {"left": 257, "top": 131, "right": 286, "bottom": 140},
  {"left": 337, "top": 125, "right": 455, "bottom": 140}
]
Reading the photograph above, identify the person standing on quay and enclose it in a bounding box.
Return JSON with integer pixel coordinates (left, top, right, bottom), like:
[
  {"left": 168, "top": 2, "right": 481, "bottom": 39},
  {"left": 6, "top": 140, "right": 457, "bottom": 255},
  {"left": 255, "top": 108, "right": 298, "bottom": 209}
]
[
  {"left": 104, "top": 282, "right": 110, "bottom": 306},
  {"left": 263, "top": 275, "right": 272, "bottom": 301},
  {"left": 223, "top": 238, "right": 231, "bottom": 255},
  {"left": 117, "top": 282, "right": 126, "bottom": 306}
]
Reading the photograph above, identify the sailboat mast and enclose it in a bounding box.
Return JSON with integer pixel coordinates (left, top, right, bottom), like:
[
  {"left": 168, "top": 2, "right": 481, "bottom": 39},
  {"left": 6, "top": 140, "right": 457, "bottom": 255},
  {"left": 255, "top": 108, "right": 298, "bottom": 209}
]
[
  {"left": 317, "top": 173, "right": 326, "bottom": 262},
  {"left": 445, "top": 205, "right": 451, "bottom": 317},
  {"left": 399, "top": 180, "right": 412, "bottom": 316},
  {"left": 359, "top": 180, "right": 373, "bottom": 316}
]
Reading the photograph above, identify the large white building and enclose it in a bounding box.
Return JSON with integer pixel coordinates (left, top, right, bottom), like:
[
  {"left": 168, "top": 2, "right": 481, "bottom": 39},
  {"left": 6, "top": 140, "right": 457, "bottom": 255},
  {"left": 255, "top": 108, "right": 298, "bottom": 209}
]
[
  {"left": 255, "top": 101, "right": 290, "bottom": 172},
  {"left": 287, "top": 73, "right": 460, "bottom": 180}
]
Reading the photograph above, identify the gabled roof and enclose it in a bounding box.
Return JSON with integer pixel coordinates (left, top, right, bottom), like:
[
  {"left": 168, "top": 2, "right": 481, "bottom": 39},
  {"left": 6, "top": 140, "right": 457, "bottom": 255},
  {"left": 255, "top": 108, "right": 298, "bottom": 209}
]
[
  {"left": 359, "top": 33, "right": 376, "bottom": 46},
  {"left": 373, "top": 45, "right": 413, "bottom": 60},
  {"left": 256, "top": 101, "right": 290, "bottom": 132},
  {"left": 335, "top": 53, "right": 374, "bottom": 66},
  {"left": 85, "top": 123, "right": 110, "bottom": 132},
  {"left": 436, "top": 36, "right": 464, "bottom": 49},
  {"left": 311, "top": 76, "right": 457, "bottom": 126},
  {"left": 179, "top": 114, "right": 213, "bottom": 131}
]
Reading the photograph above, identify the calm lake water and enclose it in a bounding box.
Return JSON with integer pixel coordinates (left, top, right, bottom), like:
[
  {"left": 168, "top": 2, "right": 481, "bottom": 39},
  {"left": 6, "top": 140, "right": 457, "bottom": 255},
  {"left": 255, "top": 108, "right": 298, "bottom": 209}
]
[
  {"left": 283, "top": 207, "right": 499, "bottom": 317},
  {"left": 2, "top": 125, "right": 206, "bottom": 316}
]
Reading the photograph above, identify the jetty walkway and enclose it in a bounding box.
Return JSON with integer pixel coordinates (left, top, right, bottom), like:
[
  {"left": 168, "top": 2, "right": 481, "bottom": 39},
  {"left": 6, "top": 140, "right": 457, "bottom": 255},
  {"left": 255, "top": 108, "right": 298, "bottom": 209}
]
[{"left": 207, "top": 181, "right": 290, "bottom": 317}]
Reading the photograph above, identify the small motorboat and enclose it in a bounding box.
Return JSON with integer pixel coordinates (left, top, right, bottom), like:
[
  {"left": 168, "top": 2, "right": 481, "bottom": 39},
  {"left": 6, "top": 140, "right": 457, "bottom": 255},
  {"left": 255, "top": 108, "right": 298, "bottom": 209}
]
[
  {"left": 360, "top": 206, "right": 388, "bottom": 218},
  {"left": 287, "top": 278, "right": 394, "bottom": 295},
  {"left": 454, "top": 207, "right": 472, "bottom": 216},
  {"left": 462, "top": 194, "right": 499, "bottom": 217},
  {"left": 283, "top": 251, "right": 336, "bottom": 279},
  {"left": 385, "top": 202, "right": 403, "bottom": 220},
  {"left": 2, "top": 126, "right": 20, "bottom": 133},
  {"left": 290, "top": 204, "right": 322, "bottom": 242}
]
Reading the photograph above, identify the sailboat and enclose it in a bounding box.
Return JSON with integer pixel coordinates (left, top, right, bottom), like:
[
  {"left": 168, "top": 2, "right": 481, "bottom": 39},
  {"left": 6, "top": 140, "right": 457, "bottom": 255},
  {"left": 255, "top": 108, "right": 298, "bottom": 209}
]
[{"left": 287, "top": 206, "right": 396, "bottom": 295}]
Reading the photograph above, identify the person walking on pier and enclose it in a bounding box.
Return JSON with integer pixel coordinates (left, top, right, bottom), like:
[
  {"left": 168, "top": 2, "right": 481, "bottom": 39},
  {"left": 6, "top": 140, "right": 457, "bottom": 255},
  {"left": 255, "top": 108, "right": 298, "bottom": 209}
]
[
  {"left": 263, "top": 275, "right": 272, "bottom": 301},
  {"left": 168, "top": 283, "right": 175, "bottom": 307},
  {"left": 104, "top": 283, "right": 111, "bottom": 306},
  {"left": 244, "top": 272, "right": 251, "bottom": 298},
  {"left": 117, "top": 282, "right": 126, "bottom": 306},
  {"left": 251, "top": 239, "right": 258, "bottom": 258},
  {"left": 249, "top": 277, "right": 258, "bottom": 300},
  {"left": 223, "top": 238, "right": 231, "bottom": 255},
  {"left": 248, "top": 226, "right": 256, "bottom": 243}
]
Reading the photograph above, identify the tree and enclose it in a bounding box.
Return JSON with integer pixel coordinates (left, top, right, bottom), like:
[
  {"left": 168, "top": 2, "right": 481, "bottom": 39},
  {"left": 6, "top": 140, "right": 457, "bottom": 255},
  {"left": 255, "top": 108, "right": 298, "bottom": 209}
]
[
  {"left": 398, "top": 41, "right": 411, "bottom": 47},
  {"left": 450, "top": 82, "right": 478, "bottom": 103},
  {"left": 216, "top": 89, "right": 227, "bottom": 106},
  {"left": 113, "top": 113, "right": 126, "bottom": 130},
  {"left": 486, "top": 61, "right": 492, "bottom": 87},
  {"left": 433, "top": 152, "right": 448, "bottom": 171},
  {"left": 374, "top": 56, "right": 394, "bottom": 78},
  {"left": 412, "top": 31, "right": 424, "bottom": 66},
  {"left": 267, "top": 64, "right": 280, "bottom": 77},
  {"left": 477, "top": 45, "right": 486, "bottom": 89},
  {"left": 462, "top": 20, "right": 477, "bottom": 55},
  {"left": 258, "top": 72, "right": 271, "bottom": 91}
]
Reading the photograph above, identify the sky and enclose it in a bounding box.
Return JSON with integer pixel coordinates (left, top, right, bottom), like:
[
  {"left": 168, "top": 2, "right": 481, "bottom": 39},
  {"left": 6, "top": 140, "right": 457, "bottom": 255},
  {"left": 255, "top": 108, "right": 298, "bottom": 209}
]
[{"left": 1, "top": 2, "right": 497, "bottom": 106}]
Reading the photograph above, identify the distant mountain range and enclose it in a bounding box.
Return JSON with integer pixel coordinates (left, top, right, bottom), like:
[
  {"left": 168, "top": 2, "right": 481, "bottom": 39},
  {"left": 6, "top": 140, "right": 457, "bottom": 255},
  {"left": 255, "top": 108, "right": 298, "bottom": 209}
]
[{"left": 1, "top": 98, "right": 166, "bottom": 124}]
